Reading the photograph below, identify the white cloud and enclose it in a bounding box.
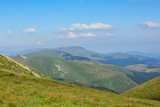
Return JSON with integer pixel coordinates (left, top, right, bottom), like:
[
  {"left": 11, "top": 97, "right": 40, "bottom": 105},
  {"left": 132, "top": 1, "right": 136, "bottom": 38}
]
[
  {"left": 67, "top": 32, "right": 78, "bottom": 38},
  {"left": 80, "top": 33, "right": 96, "bottom": 37},
  {"left": 61, "top": 23, "right": 113, "bottom": 31},
  {"left": 106, "top": 33, "right": 116, "bottom": 37},
  {"left": 62, "top": 32, "right": 96, "bottom": 39},
  {"left": 23, "top": 28, "right": 36, "bottom": 33},
  {"left": 7, "top": 30, "right": 13, "bottom": 34},
  {"left": 140, "top": 21, "right": 160, "bottom": 28}
]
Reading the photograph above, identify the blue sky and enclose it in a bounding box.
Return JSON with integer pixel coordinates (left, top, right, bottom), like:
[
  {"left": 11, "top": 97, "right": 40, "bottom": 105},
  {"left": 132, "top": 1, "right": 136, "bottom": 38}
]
[{"left": 0, "top": 0, "right": 160, "bottom": 53}]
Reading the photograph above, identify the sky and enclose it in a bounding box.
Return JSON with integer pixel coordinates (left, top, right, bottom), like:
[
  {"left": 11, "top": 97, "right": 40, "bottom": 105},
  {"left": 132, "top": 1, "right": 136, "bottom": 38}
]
[{"left": 0, "top": 0, "right": 160, "bottom": 53}]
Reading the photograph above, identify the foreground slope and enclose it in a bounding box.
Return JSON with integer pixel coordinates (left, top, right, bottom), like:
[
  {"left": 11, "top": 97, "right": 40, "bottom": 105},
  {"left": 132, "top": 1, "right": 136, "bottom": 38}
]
[
  {"left": 0, "top": 56, "right": 160, "bottom": 106},
  {"left": 122, "top": 76, "right": 160, "bottom": 101}
]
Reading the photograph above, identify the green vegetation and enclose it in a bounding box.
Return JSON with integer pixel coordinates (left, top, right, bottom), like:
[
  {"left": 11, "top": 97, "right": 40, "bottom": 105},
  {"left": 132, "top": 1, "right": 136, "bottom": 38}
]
[
  {"left": 12, "top": 53, "right": 160, "bottom": 94},
  {"left": 0, "top": 54, "right": 160, "bottom": 106},
  {"left": 0, "top": 55, "right": 44, "bottom": 78},
  {"left": 122, "top": 76, "right": 160, "bottom": 101},
  {"left": 14, "top": 56, "right": 139, "bottom": 93}
]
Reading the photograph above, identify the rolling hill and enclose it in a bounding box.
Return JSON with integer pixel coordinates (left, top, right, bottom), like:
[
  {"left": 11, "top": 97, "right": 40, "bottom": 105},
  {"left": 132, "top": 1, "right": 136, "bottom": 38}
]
[
  {"left": 11, "top": 55, "right": 138, "bottom": 93},
  {"left": 122, "top": 76, "right": 160, "bottom": 101},
  {"left": 55, "top": 46, "right": 102, "bottom": 58},
  {"left": 0, "top": 54, "right": 160, "bottom": 106}
]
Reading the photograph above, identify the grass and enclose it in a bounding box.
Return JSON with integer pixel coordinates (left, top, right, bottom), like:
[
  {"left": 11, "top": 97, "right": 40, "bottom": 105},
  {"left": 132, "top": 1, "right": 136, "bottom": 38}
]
[
  {"left": 0, "top": 54, "right": 44, "bottom": 78},
  {"left": 122, "top": 76, "right": 160, "bottom": 101},
  {"left": 0, "top": 69, "right": 160, "bottom": 107}
]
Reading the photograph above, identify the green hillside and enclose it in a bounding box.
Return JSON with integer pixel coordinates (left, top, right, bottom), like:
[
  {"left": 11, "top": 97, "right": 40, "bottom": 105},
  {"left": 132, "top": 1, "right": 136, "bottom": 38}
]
[
  {"left": 122, "top": 76, "right": 160, "bottom": 101},
  {"left": 0, "top": 54, "right": 44, "bottom": 78},
  {"left": 14, "top": 56, "right": 139, "bottom": 93},
  {"left": 0, "top": 54, "right": 160, "bottom": 106}
]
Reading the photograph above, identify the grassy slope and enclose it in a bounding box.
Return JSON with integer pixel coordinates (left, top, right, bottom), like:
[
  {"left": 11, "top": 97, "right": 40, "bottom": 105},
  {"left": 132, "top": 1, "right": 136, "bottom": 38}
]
[
  {"left": 0, "top": 55, "right": 44, "bottom": 78},
  {"left": 122, "top": 76, "right": 160, "bottom": 101},
  {"left": 18, "top": 56, "right": 137, "bottom": 93},
  {"left": 1, "top": 68, "right": 160, "bottom": 107}
]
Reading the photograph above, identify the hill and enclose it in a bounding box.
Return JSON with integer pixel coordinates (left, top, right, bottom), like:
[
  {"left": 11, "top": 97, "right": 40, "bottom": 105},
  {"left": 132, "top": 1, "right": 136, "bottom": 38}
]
[
  {"left": 55, "top": 46, "right": 102, "bottom": 58},
  {"left": 12, "top": 56, "right": 138, "bottom": 93},
  {"left": 122, "top": 76, "right": 160, "bottom": 101},
  {"left": 0, "top": 54, "right": 160, "bottom": 106}
]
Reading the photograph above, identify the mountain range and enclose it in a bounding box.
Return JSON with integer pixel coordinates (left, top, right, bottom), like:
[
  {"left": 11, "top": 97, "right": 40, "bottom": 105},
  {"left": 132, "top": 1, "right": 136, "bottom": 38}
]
[{"left": 11, "top": 46, "right": 160, "bottom": 93}]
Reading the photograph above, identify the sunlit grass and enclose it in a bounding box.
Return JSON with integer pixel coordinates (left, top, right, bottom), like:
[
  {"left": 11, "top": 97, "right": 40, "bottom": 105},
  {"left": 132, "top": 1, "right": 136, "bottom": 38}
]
[{"left": 122, "top": 76, "right": 160, "bottom": 101}]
